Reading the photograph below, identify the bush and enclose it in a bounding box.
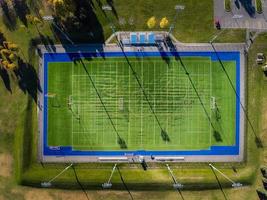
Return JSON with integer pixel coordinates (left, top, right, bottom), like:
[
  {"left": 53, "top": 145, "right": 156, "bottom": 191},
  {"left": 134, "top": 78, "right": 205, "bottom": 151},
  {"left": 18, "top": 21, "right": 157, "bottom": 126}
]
[
  {"left": 224, "top": 0, "right": 231, "bottom": 12},
  {"left": 256, "top": 0, "right": 263, "bottom": 13}
]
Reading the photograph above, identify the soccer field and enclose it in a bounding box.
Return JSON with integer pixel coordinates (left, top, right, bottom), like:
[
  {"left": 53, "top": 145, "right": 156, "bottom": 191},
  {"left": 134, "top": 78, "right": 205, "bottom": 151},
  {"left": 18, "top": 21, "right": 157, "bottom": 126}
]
[{"left": 46, "top": 55, "right": 236, "bottom": 152}]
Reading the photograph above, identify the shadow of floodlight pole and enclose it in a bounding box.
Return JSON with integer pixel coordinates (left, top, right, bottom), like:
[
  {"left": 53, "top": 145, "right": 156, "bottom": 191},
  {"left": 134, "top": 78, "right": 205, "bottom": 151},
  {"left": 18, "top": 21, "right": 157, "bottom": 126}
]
[
  {"left": 166, "top": 164, "right": 185, "bottom": 200},
  {"left": 72, "top": 165, "right": 91, "bottom": 200},
  {"left": 209, "top": 42, "right": 262, "bottom": 147},
  {"left": 40, "top": 163, "right": 73, "bottom": 188},
  {"left": 175, "top": 54, "right": 217, "bottom": 132},
  {"left": 117, "top": 166, "right": 134, "bottom": 200},
  {"left": 79, "top": 59, "right": 127, "bottom": 148},
  {"left": 209, "top": 164, "right": 228, "bottom": 200},
  {"left": 102, "top": 8, "right": 167, "bottom": 140}
]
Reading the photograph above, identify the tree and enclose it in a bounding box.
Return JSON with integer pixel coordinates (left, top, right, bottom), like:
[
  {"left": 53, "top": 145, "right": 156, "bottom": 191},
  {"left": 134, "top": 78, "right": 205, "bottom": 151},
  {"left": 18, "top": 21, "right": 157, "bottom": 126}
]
[
  {"left": 6, "top": 63, "right": 17, "bottom": 70},
  {"left": 160, "top": 17, "right": 169, "bottom": 28},
  {"left": 47, "top": 0, "right": 76, "bottom": 19},
  {"left": 3, "top": 41, "right": 18, "bottom": 51},
  {"left": 147, "top": 16, "right": 156, "bottom": 29},
  {"left": 26, "top": 14, "right": 43, "bottom": 32},
  {"left": 9, "top": 53, "right": 17, "bottom": 61}
]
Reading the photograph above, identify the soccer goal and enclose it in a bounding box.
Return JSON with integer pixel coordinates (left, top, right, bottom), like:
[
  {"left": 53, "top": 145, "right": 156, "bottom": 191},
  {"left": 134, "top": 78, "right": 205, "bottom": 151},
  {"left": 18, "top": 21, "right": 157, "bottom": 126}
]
[{"left": 46, "top": 93, "right": 60, "bottom": 108}]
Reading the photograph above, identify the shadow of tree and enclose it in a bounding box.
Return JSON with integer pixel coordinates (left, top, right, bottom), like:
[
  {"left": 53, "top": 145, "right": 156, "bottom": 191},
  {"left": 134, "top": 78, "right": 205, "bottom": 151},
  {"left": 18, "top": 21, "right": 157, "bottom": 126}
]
[
  {"left": 0, "top": 68, "right": 12, "bottom": 93},
  {"left": 118, "top": 137, "right": 127, "bottom": 149},
  {"left": 256, "top": 189, "right": 267, "bottom": 200},
  {"left": 213, "top": 131, "right": 223, "bottom": 142},
  {"left": 1, "top": 0, "right": 17, "bottom": 31},
  {"left": 27, "top": 0, "right": 43, "bottom": 16},
  {"left": 161, "top": 130, "right": 170, "bottom": 142},
  {"left": 51, "top": 0, "right": 105, "bottom": 45},
  {"left": 29, "top": 34, "right": 56, "bottom": 54},
  {"left": 14, "top": 58, "right": 42, "bottom": 103},
  {"left": 13, "top": 0, "right": 30, "bottom": 26}
]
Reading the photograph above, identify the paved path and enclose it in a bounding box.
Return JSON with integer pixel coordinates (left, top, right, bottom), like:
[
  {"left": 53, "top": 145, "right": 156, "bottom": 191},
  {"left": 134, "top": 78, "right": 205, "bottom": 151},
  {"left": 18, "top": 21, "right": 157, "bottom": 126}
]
[{"left": 214, "top": 0, "right": 267, "bottom": 30}]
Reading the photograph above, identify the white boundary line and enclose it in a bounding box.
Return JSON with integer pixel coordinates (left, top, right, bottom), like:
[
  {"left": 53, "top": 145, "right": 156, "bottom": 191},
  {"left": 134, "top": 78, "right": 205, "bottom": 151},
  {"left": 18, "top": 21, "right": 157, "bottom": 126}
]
[{"left": 70, "top": 59, "right": 217, "bottom": 150}]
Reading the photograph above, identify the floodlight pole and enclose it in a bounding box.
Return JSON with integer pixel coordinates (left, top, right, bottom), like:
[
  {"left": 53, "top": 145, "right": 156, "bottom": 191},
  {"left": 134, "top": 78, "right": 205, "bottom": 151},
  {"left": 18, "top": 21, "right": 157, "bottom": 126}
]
[
  {"left": 166, "top": 164, "right": 183, "bottom": 189},
  {"left": 209, "top": 164, "right": 242, "bottom": 188},
  {"left": 168, "top": 5, "right": 185, "bottom": 36},
  {"left": 41, "top": 163, "right": 73, "bottom": 188},
  {"left": 102, "top": 164, "right": 117, "bottom": 189}
]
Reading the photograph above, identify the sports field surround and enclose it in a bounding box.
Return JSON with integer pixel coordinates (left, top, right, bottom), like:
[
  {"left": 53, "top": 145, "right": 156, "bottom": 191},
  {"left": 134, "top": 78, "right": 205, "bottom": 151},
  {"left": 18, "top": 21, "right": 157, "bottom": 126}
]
[{"left": 38, "top": 44, "right": 245, "bottom": 162}]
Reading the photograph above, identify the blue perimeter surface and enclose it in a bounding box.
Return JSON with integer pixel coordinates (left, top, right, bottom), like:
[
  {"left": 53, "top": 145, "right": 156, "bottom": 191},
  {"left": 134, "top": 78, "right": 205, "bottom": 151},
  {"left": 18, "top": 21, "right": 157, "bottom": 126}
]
[{"left": 42, "top": 50, "right": 241, "bottom": 157}]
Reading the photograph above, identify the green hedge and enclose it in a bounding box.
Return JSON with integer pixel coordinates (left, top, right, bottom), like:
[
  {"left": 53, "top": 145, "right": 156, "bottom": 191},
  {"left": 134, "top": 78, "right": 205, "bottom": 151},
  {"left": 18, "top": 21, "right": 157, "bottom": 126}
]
[
  {"left": 225, "top": 0, "right": 231, "bottom": 12},
  {"left": 256, "top": 0, "right": 263, "bottom": 13}
]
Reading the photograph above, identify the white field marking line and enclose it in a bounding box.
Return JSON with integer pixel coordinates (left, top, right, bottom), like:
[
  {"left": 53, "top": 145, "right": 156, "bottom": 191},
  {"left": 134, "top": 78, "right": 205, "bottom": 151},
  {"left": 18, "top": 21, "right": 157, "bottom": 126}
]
[
  {"left": 141, "top": 58, "right": 143, "bottom": 147},
  {"left": 178, "top": 64, "right": 181, "bottom": 145},
  {"left": 116, "top": 61, "right": 118, "bottom": 144},
  {"left": 77, "top": 67, "right": 81, "bottom": 144},
  {"left": 73, "top": 59, "right": 211, "bottom": 148},
  {"left": 71, "top": 60, "right": 74, "bottom": 148},
  {"left": 128, "top": 62, "right": 130, "bottom": 146},
  {"left": 209, "top": 58, "right": 212, "bottom": 147},
  {"left": 172, "top": 61, "right": 175, "bottom": 143},
  {"left": 110, "top": 62, "right": 116, "bottom": 145},
  {"left": 153, "top": 61, "right": 156, "bottom": 145},
  {"left": 72, "top": 73, "right": 210, "bottom": 77},
  {"left": 166, "top": 59, "right": 169, "bottom": 145},
  {"left": 96, "top": 62, "right": 99, "bottom": 145},
  {"left": 197, "top": 62, "right": 200, "bottom": 145}
]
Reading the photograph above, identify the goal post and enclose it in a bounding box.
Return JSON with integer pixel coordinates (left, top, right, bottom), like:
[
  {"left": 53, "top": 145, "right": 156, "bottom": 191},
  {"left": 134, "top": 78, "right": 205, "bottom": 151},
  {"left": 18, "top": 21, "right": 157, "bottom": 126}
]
[
  {"left": 211, "top": 96, "right": 221, "bottom": 121},
  {"left": 46, "top": 93, "right": 60, "bottom": 108},
  {"left": 68, "top": 95, "right": 80, "bottom": 120}
]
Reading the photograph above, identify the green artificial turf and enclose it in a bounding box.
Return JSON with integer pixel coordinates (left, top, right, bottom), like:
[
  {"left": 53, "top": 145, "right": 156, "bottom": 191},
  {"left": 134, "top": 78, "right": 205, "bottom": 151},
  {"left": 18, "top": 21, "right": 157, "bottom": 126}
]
[{"left": 47, "top": 56, "right": 236, "bottom": 151}]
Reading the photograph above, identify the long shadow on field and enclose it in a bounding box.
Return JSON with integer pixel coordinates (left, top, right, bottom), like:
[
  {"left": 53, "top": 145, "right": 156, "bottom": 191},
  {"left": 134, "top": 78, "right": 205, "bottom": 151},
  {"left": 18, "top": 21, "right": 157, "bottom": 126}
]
[
  {"left": 209, "top": 42, "right": 263, "bottom": 148},
  {"left": 13, "top": 0, "right": 30, "bottom": 26},
  {"left": 257, "top": 189, "right": 267, "bottom": 200},
  {"left": 210, "top": 166, "right": 228, "bottom": 200},
  {"left": 0, "top": 68, "right": 12, "bottom": 93},
  {"left": 156, "top": 43, "right": 171, "bottom": 66},
  {"left": 117, "top": 166, "right": 134, "bottom": 200},
  {"left": 72, "top": 165, "right": 90, "bottom": 200},
  {"left": 165, "top": 37, "right": 217, "bottom": 134},
  {"left": 0, "top": 0, "right": 17, "bottom": 31},
  {"left": 14, "top": 58, "right": 42, "bottom": 103},
  {"left": 22, "top": 98, "right": 34, "bottom": 170},
  {"left": 51, "top": 0, "right": 105, "bottom": 45},
  {"left": 75, "top": 58, "right": 127, "bottom": 149}
]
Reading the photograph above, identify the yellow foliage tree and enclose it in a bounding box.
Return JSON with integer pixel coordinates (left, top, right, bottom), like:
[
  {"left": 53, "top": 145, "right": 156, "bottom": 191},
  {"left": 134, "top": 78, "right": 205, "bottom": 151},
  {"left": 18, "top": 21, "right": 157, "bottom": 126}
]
[
  {"left": 147, "top": 17, "right": 156, "bottom": 29},
  {"left": 6, "top": 63, "right": 17, "bottom": 70},
  {"left": 1, "top": 60, "right": 9, "bottom": 69},
  {"left": 47, "top": 0, "right": 75, "bottom": 19},
  {"left": 9, "top": 53, "right": 17, "bottom": 61},
  {"left": 0, "top": 48, "right": 11, "bottom": 57},
  {"left": 160, "top": 17, "right": 169, "bottom": 28}
]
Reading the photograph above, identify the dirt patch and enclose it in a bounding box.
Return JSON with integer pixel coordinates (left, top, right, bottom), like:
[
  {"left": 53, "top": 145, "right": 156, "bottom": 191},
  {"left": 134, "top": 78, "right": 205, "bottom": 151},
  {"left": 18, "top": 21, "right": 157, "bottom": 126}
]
[
  {"left": 24, "top": 189, "right": 53, "bottom": 200},
  {"left": 54, "top": 190, "right": 90, "bottom": 200},
  {"left": 0, "top": 153, "right": 12, "bottom": 177},
  {"left": 0, "top": 195, "right": 4, "bottom": 200}
]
